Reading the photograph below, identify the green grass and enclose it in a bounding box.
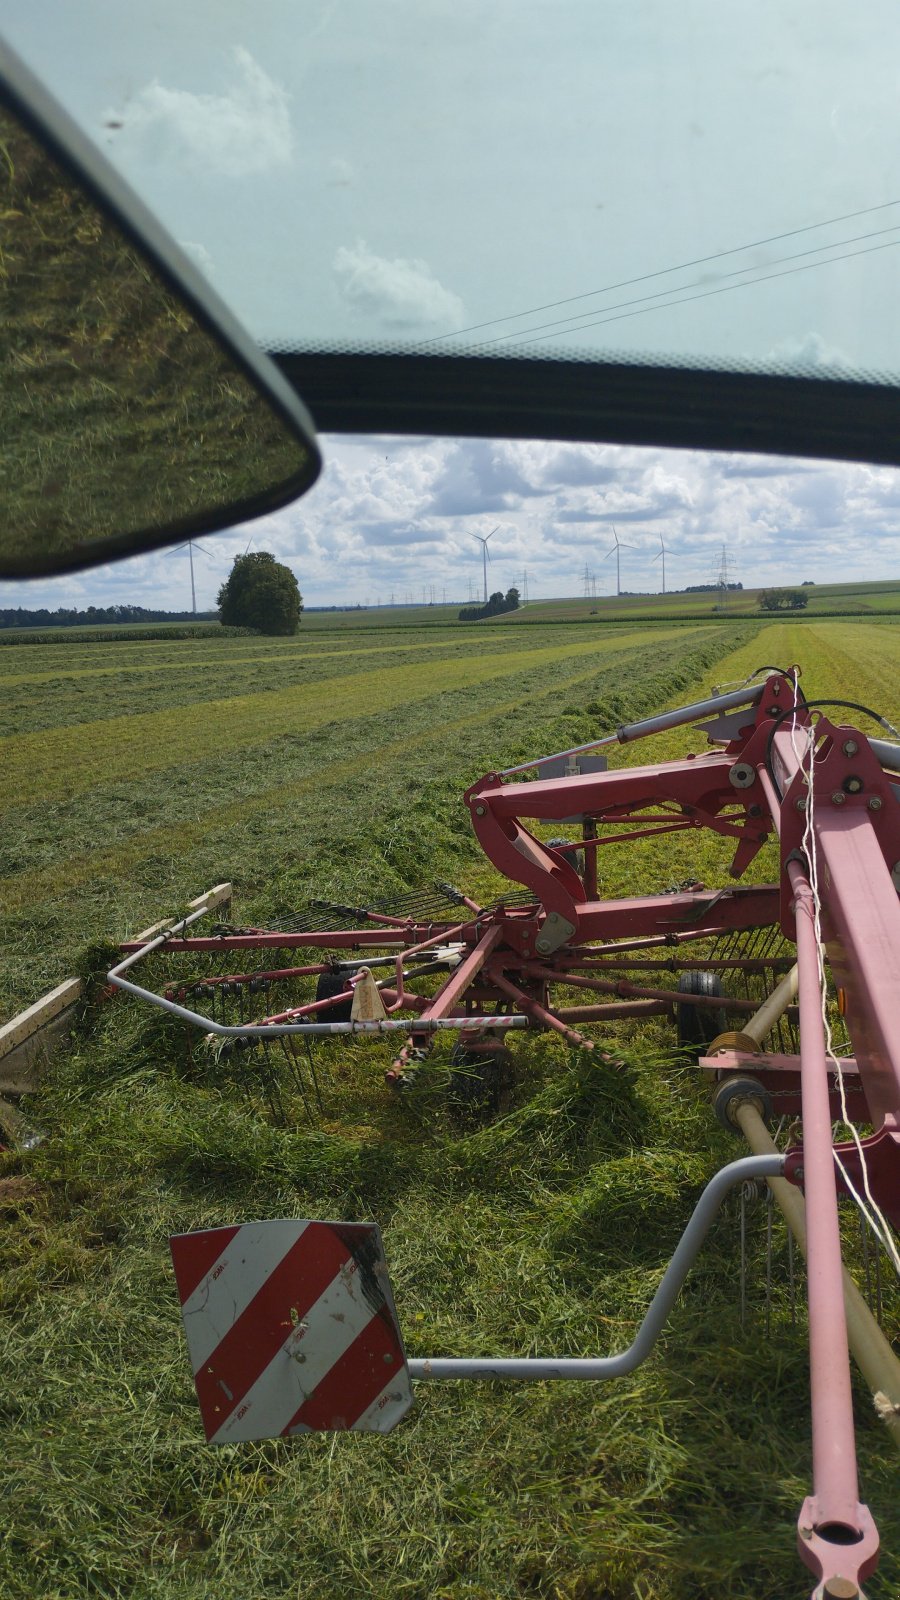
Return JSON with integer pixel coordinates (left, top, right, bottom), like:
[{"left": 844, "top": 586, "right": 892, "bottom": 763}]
[{"left": 2, "top": 617, "right": 899, "bottom": 1599}]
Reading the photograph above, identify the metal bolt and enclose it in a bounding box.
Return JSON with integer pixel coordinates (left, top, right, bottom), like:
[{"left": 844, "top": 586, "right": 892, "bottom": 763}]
[
  {"left": 842, "top": 739, "right": 859, "bottom": 757},
  {"left": 795, "top": 797, "right": 807, "bottom": 811},
  {"left": 793, "top": 1165, "right": 804, "bottom": 1184},
  {"left": 868, "top": 795, "right": 883, "bottom": 811},
  {"left": 474, "top": 804, "right": 486, "bottom": 816},
  {"left": 729, "top": 761, "right": 755, "bottom": 789},
  {"left": 831, "top": 791, "right": 846, "bottom": 806}
]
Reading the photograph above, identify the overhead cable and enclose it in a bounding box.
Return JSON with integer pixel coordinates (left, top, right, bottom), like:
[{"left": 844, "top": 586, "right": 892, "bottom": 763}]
[
  {"left": 438, "top": 198, "right": 900, "bottom": 342},
  {"left": 498, "top": 234, "right": 900, "bottom": 349},
  {"left": 474, "top": 223, "right": 900, "bottom": 348}
]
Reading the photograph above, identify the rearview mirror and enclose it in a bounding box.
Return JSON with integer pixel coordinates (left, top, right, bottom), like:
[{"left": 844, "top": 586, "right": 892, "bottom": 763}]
[{"left": 0, "top": 41, "right": 321, "bottom": 577}]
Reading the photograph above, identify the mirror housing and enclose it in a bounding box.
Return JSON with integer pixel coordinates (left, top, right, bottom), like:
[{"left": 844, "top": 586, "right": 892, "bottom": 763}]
[{"left": 0, "top": 39, "right": 321, "bottom": 577}]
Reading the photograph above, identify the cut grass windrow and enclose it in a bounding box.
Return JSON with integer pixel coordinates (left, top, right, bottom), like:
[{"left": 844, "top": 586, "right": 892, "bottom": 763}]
[{"left": 0, "top": 627, "right": 699, "bottom": 810}]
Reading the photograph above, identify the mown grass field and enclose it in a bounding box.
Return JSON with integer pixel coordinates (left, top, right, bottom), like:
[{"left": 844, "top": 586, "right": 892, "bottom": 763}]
[{"left": 1, "top": 617, "right": 899, "bottom": 1600}]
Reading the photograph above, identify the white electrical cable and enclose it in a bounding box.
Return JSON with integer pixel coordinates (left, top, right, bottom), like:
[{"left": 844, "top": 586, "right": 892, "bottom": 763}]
[{"left": 787, "top": 671, "right": 900, "bottom": 1278}]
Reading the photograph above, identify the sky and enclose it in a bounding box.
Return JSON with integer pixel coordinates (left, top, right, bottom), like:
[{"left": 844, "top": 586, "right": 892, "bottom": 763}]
[
  {"left": 4, "top": 3, "right": 900, "bottom": 608},
  {"left": 6, "top": 1, "right": 900, "bottom": 371},
  {"left": 5, "top": 435, "right": 900, "bottom": 613}
]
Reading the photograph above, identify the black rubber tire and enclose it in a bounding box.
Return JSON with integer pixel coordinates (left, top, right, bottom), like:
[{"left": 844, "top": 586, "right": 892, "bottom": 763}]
[
  {"left": 676, "top": 970, "right": 726, "bottom": 1056},
  {"left": 546, "top": 837, "right": 586, "bottom": 876},
  {"left": 315, "top": 969, "right": 356, "bottom": 1022}
]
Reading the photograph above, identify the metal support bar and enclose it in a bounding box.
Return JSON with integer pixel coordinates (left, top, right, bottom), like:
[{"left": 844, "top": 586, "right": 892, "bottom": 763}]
[
  {"left": 734, "top": 1101, "right": 900, "bottom": 1454},
  {"left": 501, "top": 682, "right": 764, "bottom": 777},
  {"left": 408, "top": 1153, "right": 782, "bottom": 1380},
  {"left": 868, "top": 736, "right": 900, "bottom": 775},
  {"left": 107, "top": 911, "right": 529, "bottom": 1038},
  {"left": 743, "top": 963, "right": 799, "bottom": 1046},
  {"left": 787, "top": 860, "right": 865, "bottom": 1538}
]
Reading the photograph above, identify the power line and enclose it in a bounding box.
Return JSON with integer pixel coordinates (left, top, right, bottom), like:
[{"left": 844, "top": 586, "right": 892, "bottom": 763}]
[
  {"left": 437, "top": 198, "right": 900, "bottom": 342},
  {"left": 506, "top": 233, "right": 900, "bottom": 349},
  {"left": 478, "top": 222, "right": 900, "bottom": 348}
]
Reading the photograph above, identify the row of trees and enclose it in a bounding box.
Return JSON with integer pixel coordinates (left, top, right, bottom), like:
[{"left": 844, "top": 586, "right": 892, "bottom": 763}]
[
  {"left": 458, "top": 587, "right": 520, "bottom": 622},
  {"left": 759, "top": 588, "right": 809, "bottom": 611},
  {"left": 0, "top": 603, "right": 215, "bottom": 629},
  {"left": 684, "top": 582, "right": 743, "bottom": 594}
]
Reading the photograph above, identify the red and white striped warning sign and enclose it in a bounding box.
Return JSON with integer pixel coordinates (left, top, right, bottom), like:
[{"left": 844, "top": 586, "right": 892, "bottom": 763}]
[{"left": 170, "top": 1219, "right": 413, "bottom": 1442}]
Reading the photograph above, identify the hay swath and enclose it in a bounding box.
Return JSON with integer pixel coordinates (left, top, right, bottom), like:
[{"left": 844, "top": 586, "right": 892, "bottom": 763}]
[{"left": 112, "top": 668, "right": 900, "bottom": 1598}]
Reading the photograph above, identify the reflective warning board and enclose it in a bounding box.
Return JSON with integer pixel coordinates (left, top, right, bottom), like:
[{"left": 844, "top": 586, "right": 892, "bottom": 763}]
[{"left": 170, "top": 1219, "right": 413, "bottom": 1442}]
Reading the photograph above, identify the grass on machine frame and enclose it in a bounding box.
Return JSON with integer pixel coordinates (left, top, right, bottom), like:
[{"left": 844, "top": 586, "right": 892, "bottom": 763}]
[{"left": 1, "top": 617, "right": 899, "bottom": 1599}]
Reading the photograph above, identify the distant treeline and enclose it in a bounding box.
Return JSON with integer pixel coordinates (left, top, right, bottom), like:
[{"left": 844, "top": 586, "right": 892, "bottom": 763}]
[
  {"left": 683, "top": 582, "right": 743, "bottom": 593},
  {"left": 0, "top": 605, "right": 219, "bottom": 630}
]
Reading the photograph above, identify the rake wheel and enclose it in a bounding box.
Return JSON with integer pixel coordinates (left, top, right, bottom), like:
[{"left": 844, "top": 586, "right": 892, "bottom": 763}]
[{"left": 676, "top": 969, "right": 726, "bottom": 1057}]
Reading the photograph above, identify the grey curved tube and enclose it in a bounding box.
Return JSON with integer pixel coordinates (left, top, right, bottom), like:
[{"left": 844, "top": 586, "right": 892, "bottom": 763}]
[{"left": 408, "top": 1152, "right": 783, "bottom": 1381}]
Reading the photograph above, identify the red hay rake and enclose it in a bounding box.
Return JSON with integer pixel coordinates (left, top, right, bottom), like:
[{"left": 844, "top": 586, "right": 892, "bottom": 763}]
[{"left": 111, "top": 668, "right": 900, "bottom": 1598}]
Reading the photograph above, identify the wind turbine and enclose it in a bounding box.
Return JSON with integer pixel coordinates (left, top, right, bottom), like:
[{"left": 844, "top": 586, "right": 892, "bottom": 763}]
[
  {"left": 602, "top": 525, "right": 635, "bottom": 597},
  {"left": 472, "top": 525, "right": 499, "bottom": 603},
  {"left": 653, "top": 534, "right": 670, "bottom": 595},
  {"left": 166, "top": 539, "right": 216, "bottom": 616}
]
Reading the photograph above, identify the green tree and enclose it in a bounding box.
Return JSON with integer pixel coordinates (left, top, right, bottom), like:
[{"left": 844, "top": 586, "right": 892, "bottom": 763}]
[
  {"left": 217, "top": 551, "right": 302, "bottom": 635},
  {"left": 759, "top": 587, "right": 808, "bottom": 612}
]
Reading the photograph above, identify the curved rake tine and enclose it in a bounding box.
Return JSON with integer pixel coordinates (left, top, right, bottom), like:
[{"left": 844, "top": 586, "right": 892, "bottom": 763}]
[
  {"left": 278, "top": 1037, "right": 313, "bottom": 1123},
  {"left": 257, "top": 1041, "right": 282, "bottom": 1123},
  {"left": 306, "top": 1037, "right": 326, "bottom": 1111}
]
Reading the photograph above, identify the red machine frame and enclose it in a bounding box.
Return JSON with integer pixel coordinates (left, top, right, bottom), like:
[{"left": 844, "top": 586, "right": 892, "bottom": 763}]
[{"left": 112, "top": 670, "right": 900, "bottom": 1597}]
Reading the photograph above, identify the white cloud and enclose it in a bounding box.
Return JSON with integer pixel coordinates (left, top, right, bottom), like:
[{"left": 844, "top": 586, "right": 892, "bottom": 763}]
[
  {"left": 179, "top": 241, "right": 216, "bottom": 279},
  {"left": 767, "top": 331, "right": 851, "bottom": 373},
  {"left": 105, "top": 48, "right": 293, "bottom": 177},
  {"left": 333, "top": 241, "right": 464, "bottom": 330}
]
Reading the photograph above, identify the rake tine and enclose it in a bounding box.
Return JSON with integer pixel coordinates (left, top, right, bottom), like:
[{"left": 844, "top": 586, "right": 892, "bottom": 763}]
[
  {"left": 278, "top": 1034, "right": 303, "bottom": 1092},
  {"left": 765, "top": 1188, "right": 773, "bottom": 1338},
  {"left": 788, "top": 1221, "right": 796, "bottom": 1326},
  {"left": 304, "top": 1036, "right": 326, "bottom": 1112},
  {"left": 740, "top": 1183, "right": 748, "bottom": 1330},
  {"left": 257, "top": 1042, "right": 280, "bottom": 1122},
  {"left": 278, "top": 1037, "right": 313, "bottom": 1123}
]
